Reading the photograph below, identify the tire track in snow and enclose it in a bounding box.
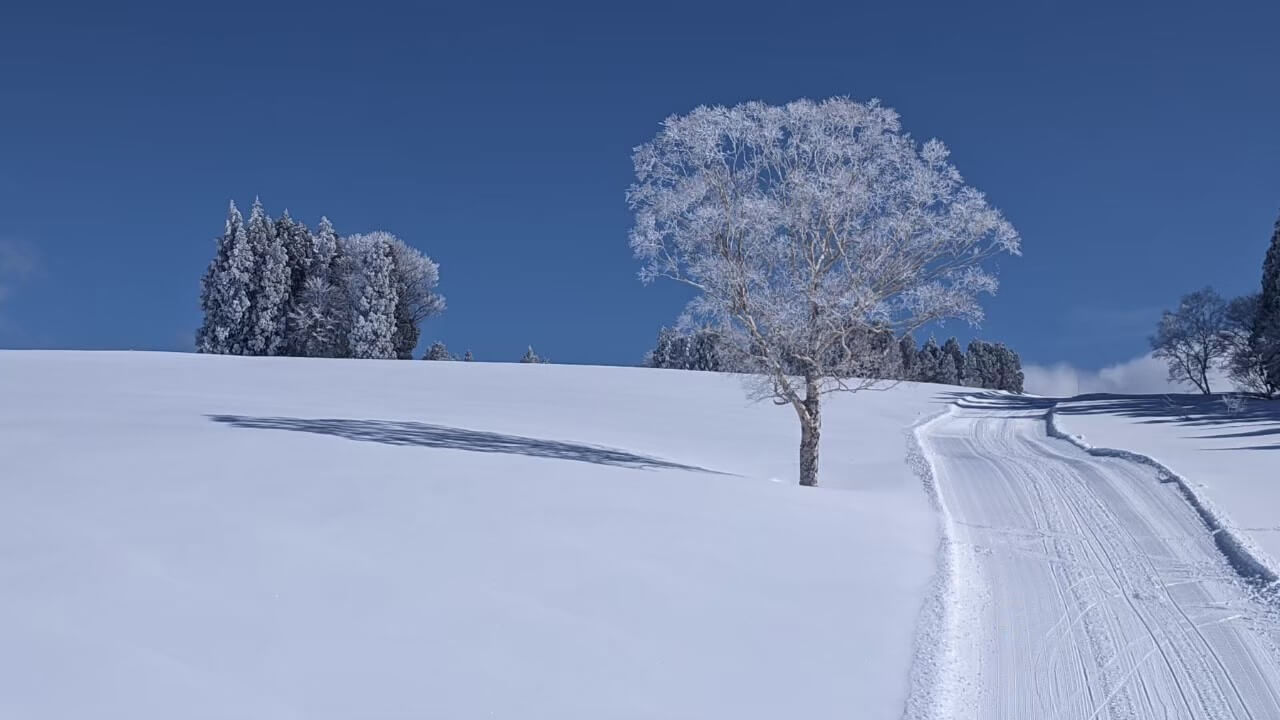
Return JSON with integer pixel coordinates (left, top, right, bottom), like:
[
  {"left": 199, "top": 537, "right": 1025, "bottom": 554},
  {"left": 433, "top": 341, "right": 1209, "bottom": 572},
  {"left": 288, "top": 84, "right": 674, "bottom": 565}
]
[{"left": 913, "top": 398, "right": 1280, "bottom": 719}]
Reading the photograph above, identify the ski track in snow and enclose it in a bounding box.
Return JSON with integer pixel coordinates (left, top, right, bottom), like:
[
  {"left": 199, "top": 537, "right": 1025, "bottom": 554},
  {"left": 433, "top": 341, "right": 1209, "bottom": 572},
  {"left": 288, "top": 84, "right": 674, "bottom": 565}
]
[{"left": 916, "top": 396, "right": 1280, "bottom": 720}]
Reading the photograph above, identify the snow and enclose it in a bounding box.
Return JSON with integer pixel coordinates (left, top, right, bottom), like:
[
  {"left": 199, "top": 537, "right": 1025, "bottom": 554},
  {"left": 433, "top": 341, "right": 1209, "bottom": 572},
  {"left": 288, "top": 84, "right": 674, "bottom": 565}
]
[
  {"left": 0, "top": 350, "right": 946, "bottom": 720},
  {"left": 917, "top": 394, "right": 1280, "bottom": 719},
  {"left": 1051, "top": 394, "right": 1280, "bottom": 575}
]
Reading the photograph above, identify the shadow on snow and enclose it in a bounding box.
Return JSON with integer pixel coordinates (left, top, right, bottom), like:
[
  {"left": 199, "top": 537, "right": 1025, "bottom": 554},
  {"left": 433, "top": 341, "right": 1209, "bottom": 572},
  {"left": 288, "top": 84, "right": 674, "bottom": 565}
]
[
  {"left": 936, "top": 390, "right": 1280, "bottom": 452},
  {"left": 208, "top": 414, "right": 729, "bottom": 474}
]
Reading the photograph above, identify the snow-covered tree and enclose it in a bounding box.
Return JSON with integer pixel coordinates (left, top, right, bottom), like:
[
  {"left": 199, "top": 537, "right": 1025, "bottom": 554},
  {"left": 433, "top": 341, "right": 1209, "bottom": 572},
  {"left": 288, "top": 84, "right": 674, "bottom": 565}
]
[
  {"left": 276, "top": 211, "right": 314, "bottom": 354},
  {"left": 866, "top": 325, "right": 903, "bottom": 380},
  {"left": 964, "top": 340, "right": 994, "bottom": 388},
  {"left": 288, "top": 216, "right": 345, "bottom": 357},
  {"left": 1150, "top": 287, "right": 1231, "bottom": 395},
  {"left": 646, "top": 327, "right": 727, "bottom": 371},
  {"left": 423, "top": 341, "right": 452, "bottom": 361},
  {"left": 961, "top": 343, "right": 981, "bottom": 387},
  {"left": 197, "top": 201, "right": 255, "bottom": 354},
  {"left": 992, "top": 343, "right": 1024, "bottom": 393},
  {"left": 938, "top": 337, "right": 963, "bottom": 385},
  {"left": 1251, "top": 216, "right": 1280, "bottom": 391},
  {"left": 462, "top": 349, "right": 474, "bottom": 361},
  {"left": 629, "top": 98, "right": 1019, "bottom": 485},
  {"left": 898, "top": 334, "right": 918, "bottom": 381},
  {"left": 277, "top": 211, "right": 312, "bottom": 298},
  {"left": 340, "top": 233, "right": 399, "bottom": 359},
  {"left": 520, "top": 346, "right": 545, "bottom": 364},
  {"left": 311, "top": 217, "right": 339, "bottom": 272},
  {"left": 198, "top": 204, "right": 443, "bottom": 361},
  {"left": 835, "top": 323, "right": 899, "bottom": 379},
  {"left": 387, "top": 236, "right": 445, "bottom": 359},
  {"left": 916, "top": 338, "right": 943, "bottom": 383},
  {"left": 1224, "top": 293, "right": 1277, "bottom": 396},
  {"left": 244, "top": 199, "right": 290, "bottom": 355}
]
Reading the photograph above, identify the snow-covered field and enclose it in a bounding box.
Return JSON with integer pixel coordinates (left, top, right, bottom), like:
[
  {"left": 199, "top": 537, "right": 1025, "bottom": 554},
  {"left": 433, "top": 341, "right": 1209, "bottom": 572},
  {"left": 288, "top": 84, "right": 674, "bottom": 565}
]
[
  {"left": 0, "top": 351, "right": 946, "bottom": 720},
  {"left": 8, "top": 351, "right": 1276, "bottom": 719}
]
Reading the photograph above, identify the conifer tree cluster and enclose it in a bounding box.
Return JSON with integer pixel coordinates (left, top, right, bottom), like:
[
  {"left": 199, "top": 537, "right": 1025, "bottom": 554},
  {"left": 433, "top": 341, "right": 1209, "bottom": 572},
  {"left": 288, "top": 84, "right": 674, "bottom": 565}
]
[
  {"left": 1248, "top": 216, "right": 1280, "bottom": 394},
  {"left": 197, "top": 200, "right": 443, "bottom": 359},
  {"left": 644, "top": 327, "right": 725, "bottom": 371},
  {"left": 901, "top": 336, "right": 1024, "bottom": 392},
  {"left": 645, "top": 327, "right": 1024, "bottom": 392}
]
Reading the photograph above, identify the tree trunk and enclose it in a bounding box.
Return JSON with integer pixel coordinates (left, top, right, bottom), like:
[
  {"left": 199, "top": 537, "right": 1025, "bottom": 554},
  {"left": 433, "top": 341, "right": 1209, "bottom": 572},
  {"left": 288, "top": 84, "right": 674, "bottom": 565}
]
[
  {"left": 1196, "top": 367, "right": 1212, "bottom": 395},
  {"left": 798, "top": 374, "right": 821, "bottom": 487}
]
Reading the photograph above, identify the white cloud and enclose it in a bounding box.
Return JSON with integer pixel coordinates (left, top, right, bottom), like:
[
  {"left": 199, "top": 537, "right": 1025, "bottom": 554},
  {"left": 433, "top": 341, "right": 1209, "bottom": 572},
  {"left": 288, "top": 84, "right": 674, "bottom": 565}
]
[{"left": 1023, "top": 353, "right": 1230, "bottom": 397}]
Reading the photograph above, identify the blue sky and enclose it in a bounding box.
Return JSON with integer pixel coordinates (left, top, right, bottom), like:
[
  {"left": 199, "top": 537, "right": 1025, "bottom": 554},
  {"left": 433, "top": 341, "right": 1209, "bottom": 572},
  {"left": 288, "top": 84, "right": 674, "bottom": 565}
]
[{"left": 1, "top": 1, "right": 1277, "bottom": 374}]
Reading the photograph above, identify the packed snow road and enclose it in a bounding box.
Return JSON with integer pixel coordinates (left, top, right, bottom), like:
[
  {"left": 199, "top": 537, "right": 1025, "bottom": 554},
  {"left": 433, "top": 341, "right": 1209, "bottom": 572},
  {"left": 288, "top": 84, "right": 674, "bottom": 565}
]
[{"left": 919, "top": 397, "right": 1280, "bottom": 719}]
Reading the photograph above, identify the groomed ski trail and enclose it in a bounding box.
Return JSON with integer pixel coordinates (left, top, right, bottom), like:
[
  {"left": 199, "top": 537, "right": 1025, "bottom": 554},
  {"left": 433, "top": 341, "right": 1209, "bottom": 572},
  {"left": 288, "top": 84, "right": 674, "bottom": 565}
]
[{"left": 917, "top": 395, "right": 1280, "bottom": 719}]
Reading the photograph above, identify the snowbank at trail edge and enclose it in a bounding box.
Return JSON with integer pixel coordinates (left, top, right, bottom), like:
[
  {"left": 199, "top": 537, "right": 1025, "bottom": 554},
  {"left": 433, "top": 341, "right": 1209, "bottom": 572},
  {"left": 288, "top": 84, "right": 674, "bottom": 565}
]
[
  {"left": 1051, "top": 393, "right": 1280, "bottom": 575},
  {"left": 0, "top": 351, "right": 949, "bottom": 720}
]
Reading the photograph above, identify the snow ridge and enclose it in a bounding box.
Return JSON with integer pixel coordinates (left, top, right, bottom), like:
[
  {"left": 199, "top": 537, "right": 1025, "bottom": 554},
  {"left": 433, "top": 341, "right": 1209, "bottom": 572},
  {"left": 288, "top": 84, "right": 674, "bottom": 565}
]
[
  {"left": 901, "top": 407, "right": 971, "bottom": 720},
  {"left": 1045, "top": 407, "right": 1280, "bottom": 588}
]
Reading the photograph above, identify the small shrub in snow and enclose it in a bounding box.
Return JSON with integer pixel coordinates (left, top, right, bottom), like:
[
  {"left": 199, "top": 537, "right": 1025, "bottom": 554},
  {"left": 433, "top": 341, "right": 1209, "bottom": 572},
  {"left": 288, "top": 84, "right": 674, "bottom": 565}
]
[{"left": 1221, "top": 393, "right": 1248, "bottom": 415}]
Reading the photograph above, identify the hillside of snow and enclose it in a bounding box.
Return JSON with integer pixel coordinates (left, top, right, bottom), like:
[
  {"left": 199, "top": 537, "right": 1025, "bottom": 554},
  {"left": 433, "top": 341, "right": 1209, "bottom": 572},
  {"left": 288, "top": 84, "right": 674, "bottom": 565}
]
[{"left": 0, "top": 351, "right": 948, "bottom": 720}]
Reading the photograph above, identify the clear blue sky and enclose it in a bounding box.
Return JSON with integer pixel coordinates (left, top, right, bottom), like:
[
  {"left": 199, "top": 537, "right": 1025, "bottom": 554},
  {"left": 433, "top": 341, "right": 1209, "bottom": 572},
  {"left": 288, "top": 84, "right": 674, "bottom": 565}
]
[{"left": 1, "top": 1, "right": 1277, "bottom": 369}]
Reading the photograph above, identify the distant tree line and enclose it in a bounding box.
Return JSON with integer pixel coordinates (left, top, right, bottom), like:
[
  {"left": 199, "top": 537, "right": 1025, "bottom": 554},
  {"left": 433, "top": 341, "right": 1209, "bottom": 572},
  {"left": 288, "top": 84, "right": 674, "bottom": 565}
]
[
  {"left": 197, "top": 199, "right": 444, "bottom": 359},
  {"left": 420, "top": 342, "right": 545, "bottom": 363},
  {"left": 645, "top": 327, "right": 1024, "bottom": 392},
  {"left": 1150, "top": 214, "right": 1280, "bottom": 397}
]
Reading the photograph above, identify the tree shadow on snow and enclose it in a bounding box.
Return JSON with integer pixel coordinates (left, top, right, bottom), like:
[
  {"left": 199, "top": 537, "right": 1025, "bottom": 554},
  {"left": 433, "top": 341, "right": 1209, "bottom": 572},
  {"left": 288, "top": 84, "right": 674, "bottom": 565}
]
[
  {"left": 208, "top": 415, "right": 728, "bottom": 474},
  {"left": 934, "top": 390, "right": 1280, "bottom": 452}
]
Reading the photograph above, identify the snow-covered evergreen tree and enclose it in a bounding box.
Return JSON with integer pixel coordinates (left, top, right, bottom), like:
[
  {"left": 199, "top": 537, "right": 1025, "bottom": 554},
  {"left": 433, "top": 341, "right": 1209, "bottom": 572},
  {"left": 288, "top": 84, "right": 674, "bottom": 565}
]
[
  {"left": 898, "top": 334, "right": 918, "bottom": 381},
  {"left": 645, "top": 328, "right": 676, "bottom": 368},
  {"left": 285, "top": 216, "right": 346, "bottom": 358},
  {"left": 463, "top": 350, "right": 474, "bottom": 361},
  {"left": 938, "top": 337, "right": 963, "bottom": 385},
  {"left": 1252, "top": 215, "right": 1280, "bottom": 390},
  {"left": 520, "top": 346, "right": 545, "bottom": 364},
  {"left": 423, "top": 341, "right": 452, "bottom": 360},
  {"left": 341, "top": 233, "right": 399, "bottom": 359},
  {"left": 646, "top": 327, "right": 726, "bottom": 371},
  {"left": 277, "top": 211, "right": 312, "bottom": 297},
  {"left": 197, "top": 201, "right": 255, "bottom": 354},
  {"left": 276, "top": 211, "right": 314, "bottom": 355},
  {"left": 916, "top": 338, "right": 943, "bottom": 383},
  {"left": 244, "top": 199, "right": 290, "bottom": 356},
  {"left": 966, "top": 340, "right": 997, "bottom": 389},
  {"left": 846, "top": 324, "right": 899, "bottom": 379},
  {"left": 311, "top": 217, "right": 339, "bottom": 276},
  {"left": 289, "top": 274, "right": 345, "bottom": 358},
  {"left": 993, "top": 343, "right": 1025, "bottom": 393},
  {"left": 961, "top": 343, "right": 982, "bottom": 387}
]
